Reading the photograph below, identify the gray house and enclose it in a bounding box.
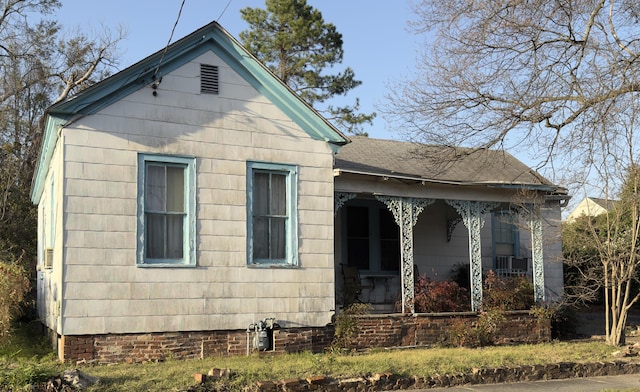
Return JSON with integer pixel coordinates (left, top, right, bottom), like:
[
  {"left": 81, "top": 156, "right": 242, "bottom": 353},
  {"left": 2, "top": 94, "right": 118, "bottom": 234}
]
[{"left": 30, "top": 21, "right": 568, "bottom": 362}]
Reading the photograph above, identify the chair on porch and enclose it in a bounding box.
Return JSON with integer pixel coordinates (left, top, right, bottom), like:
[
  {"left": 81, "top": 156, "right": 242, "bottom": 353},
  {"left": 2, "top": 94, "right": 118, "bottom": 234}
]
[{"left": 341, "top": 265, "right": 373, "bottom": 304}]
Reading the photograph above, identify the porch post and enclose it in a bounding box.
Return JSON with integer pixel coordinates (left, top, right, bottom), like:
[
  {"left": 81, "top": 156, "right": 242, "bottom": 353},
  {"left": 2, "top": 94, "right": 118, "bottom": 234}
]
[
  {"left": 376, "top": 196, "right": 434, "bottom": 313},
  {"left": 446, "top": 200, "right": 498, "bottom": 311},
  {"left": 529, "top": 205, "right": 545, "bottom": 302},
  {"left": 515, "top": 204, "right": 545, "bottom": 303}
]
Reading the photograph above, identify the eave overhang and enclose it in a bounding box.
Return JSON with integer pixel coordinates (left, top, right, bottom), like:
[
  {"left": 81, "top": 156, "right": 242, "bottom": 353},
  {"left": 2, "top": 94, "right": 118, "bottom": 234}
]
[{"left": 333, "top": 168, "right": 568, "bottom": 196}]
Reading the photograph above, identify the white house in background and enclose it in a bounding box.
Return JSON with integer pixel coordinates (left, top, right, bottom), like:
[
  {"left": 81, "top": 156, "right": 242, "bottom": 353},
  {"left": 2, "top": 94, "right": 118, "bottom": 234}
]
[
  {"left": 565, "top": 197, "right": 613, "bottom": 222},
  {"left": 30, "top": 21, "right": 569, "bottom": 363}
]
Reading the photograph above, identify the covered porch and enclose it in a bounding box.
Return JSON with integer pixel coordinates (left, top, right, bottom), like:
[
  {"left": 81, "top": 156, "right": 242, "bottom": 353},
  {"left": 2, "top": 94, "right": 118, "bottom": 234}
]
[{"left": 332, "top": 137, "right": 568, "bottom": 314}]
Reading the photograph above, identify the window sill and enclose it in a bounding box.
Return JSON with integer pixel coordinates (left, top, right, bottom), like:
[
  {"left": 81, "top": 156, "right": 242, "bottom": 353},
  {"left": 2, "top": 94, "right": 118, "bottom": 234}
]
[
  {"left": 247, "top": 263, "right": 299, "bottom": 269},
  {"left": 137, "top": 263, "right": 197, "bottom": 268}
]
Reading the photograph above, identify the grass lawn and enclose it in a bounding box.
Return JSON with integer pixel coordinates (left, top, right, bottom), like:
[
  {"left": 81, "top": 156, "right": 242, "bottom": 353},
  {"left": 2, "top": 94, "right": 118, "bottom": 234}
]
[{"left": 0, "top": 323, "right": 626, "bottom": 391}]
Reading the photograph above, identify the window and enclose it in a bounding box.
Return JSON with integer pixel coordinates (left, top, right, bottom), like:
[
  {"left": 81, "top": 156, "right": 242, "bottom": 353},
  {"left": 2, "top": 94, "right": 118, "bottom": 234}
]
[
  {"left": 137, "top": 154, "right": 196, "bottom": 266},
  {"left": 492, "top": 211, "right": 520, "bottom": 262},
  {"left": 344, "top": 202, "right": 400, "bottom": 273},
  {"left": 247, "top": 162, "right": 298, "bottom": 266}
]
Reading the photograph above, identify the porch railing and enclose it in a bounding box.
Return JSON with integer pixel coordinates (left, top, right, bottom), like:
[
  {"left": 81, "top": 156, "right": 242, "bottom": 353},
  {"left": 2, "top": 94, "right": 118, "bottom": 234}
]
[{"left": 495, "top": 256, "right": 530, "bottom": 277}]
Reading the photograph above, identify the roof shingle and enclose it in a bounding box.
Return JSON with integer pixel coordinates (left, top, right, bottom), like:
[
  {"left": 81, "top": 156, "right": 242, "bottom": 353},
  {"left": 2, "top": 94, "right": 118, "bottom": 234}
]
[{"left": 334, "top": 136, "right": 553, "bottom": 187}]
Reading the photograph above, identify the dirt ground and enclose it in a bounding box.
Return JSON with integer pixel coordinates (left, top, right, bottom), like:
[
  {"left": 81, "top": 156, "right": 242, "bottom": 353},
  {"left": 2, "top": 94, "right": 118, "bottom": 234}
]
[{"left": 574, "top": 305, "right": 640, "bottom": 341}]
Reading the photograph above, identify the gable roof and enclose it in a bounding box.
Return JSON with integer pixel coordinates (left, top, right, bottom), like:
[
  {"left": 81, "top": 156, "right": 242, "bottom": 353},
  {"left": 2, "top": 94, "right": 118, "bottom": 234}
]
[
  {"left": 31, "top": 21, "right": 349, "bottom": 203},
  {"left": 588, "top": 197, "right": 615, "bottom": 210},
  {"left": 334, "top": 136, "right": 561, "bottom": 191},
  {"left": 565, "top": 196, "right": 615, "bottom": 222}
]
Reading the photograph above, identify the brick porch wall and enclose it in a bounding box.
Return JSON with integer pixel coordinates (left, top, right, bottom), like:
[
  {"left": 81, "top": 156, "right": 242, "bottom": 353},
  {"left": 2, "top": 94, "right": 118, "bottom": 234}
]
[
  {"left": 348, "top": 311, "right": 550, "bottom": 350},
  {"left": 56, "top": 312, "right": 549, "bottom": 363}
]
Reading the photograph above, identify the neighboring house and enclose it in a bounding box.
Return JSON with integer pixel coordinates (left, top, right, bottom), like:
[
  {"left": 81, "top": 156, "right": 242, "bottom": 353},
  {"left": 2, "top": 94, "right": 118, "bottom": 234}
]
[
  {"left": 565, "top": 197, "right": 614, "bottom": 222},
  {"left": 30, "top": 21, "right": 569, "bottom": 363}
]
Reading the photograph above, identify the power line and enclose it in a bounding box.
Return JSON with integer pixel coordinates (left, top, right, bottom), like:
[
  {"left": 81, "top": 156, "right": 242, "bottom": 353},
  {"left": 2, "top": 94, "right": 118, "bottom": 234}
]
[
  {"left": 153, "top": 0, "right": 187, "bottom": 82},
  {"left": 217, "top": 0, "right": 234, "bottom": 22}
]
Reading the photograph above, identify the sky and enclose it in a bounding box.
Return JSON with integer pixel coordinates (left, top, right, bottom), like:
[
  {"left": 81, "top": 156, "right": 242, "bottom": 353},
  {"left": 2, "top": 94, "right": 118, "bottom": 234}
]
[
  {"left": 54, "top": 1, "right": 584, "bottom": 212},
  {"left": 55, "top": 0, "right": 421, "bottom": 140}
]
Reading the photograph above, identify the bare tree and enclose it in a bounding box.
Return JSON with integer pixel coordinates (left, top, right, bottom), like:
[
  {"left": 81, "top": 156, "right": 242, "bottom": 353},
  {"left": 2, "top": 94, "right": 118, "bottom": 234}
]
[
  {"left": 387, "top": 0, "right": 640, "bottom": 168},
  {"left": 386, "top": 0, "right": 640, "bottom": 346},
  {"left": 0, "top": 0, "right": 123, "bottom": 264}
]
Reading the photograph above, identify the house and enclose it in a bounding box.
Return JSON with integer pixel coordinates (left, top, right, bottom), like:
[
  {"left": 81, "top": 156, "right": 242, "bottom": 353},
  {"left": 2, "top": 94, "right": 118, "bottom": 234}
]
[
  {"left": 30, "top": 21, "right": 569, "bottom": 363},
  {"left": 565, "top": 197, "right": 613, "bottom": 222}
]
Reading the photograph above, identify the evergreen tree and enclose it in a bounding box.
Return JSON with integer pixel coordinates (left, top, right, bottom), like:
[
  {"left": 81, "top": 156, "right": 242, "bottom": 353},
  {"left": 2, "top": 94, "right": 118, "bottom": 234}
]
[{"left": 239, "top": 0, "right": 374, "bottom": 135}]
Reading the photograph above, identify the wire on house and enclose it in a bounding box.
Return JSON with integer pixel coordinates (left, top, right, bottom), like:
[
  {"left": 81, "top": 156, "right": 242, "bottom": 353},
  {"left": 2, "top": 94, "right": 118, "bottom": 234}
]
[{"left": 153, "top": 0, "right": 187, "bottom": 83}]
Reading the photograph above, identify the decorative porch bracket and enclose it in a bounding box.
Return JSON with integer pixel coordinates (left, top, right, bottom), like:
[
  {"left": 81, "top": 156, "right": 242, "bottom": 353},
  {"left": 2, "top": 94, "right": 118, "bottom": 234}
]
[
  {"left": 334, "top": 192, "right": 357, "bottom": 215},
  {"left": 376, "top": 196, "right": 435, "bottom": 314},
  {"left": 446, "top": 200, "right": 499, "bottom": 311},
  {"left": 516, "top": 204, "right": 545, "bottom": 303}
]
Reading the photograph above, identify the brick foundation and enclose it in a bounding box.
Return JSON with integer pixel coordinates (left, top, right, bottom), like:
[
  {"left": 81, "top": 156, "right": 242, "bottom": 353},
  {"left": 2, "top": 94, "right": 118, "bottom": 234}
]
[
  {"left": 54, "top": 311, "right": 549, "bottom": 363},
  {"left": 58, "top": 327, "right": 334, "bottom": 363}
]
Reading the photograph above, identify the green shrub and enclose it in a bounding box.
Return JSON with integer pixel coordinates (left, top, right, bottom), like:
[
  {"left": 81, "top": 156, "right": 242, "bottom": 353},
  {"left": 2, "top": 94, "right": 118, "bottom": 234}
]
[
  {"left": 330, "top": 303, "right": 371, "bottom": 352},
  {"left": 447, "top": 309, "right": 506, "bottom": 347},
  {"left": 450, "top": 262, "right": 471, "bottom": 291},
  {"left": 0, "top": 263, "right": 30, "bottom": 343}
]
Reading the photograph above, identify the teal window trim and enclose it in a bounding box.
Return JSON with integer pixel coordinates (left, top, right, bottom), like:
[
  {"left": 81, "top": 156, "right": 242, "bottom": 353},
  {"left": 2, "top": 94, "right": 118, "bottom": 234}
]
[
  {"left": 48, "top": 176, "right": 55, "bottom": 248},
  {"left": 137, "top": 153, "right": 196, "bottom": 267},
  {"left": 246, "top": 161, "right": 298, "bottom": 267}
]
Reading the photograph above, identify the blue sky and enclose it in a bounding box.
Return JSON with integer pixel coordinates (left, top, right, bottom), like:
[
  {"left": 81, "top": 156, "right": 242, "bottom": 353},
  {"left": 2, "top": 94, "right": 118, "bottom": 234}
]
[{"left": 56, "top": 0, "right": 419, "bottom": 140}]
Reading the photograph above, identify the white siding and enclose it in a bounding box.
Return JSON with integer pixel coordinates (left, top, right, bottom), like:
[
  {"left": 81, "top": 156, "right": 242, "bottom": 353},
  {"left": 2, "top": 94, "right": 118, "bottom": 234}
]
[
  {"left": 36, "top": 134, "right": 65, "bottom": 334},
  {"left": 60, "top": 51, "right": 335, "bottom": 335}
]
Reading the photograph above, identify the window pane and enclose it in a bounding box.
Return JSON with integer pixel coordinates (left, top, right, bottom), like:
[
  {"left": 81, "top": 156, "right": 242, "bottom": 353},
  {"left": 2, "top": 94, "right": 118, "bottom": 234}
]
[
  {"left": 379, "top": 208, "right": 399, "bottom": 271},
  {"left": 271, "top": 173, "right": 286, "bottom": 215},
  {"left": 347, "top": 206, "right": 369, "bottom": 237},
  {"left": 166, "top": 214, "right": 184, "bottom": 258},
  {"left": 346, "top": 206, "right": 370, "bottom": 269},
  {"left": 379, "top": 209, "right": 399, "bottom": 239},
  {"left": 253, "top": 217, "right": 269, "bottom": 259},
  {"left": 347, "top": 239, "right": 369, "bottom": 269},
  {"left": 146, "top": 213, "right": 164, "bottom": 258},
  {"left": 146, "top": 165, "right": 165, "bottom": 212},
  {"left": 253, "top": 172, "right": 270, "bottom": 215},
  {"left": 380, "top": 240, "right": 400, "bottom": 271},
  {"left": 271, "top": 217, "right": 286, "bottom": 259},
  {"left": 166, "top": 166, "right": 184, "bottom": 213},
  {"left": 494, "top": 214, "right": 515, "bottom": 244}
]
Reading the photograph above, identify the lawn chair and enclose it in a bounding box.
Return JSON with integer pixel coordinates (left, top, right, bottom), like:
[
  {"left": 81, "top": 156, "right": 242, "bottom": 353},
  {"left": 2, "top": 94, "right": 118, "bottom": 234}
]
[{"left": 341, "top": 265, "right": 372, "bottom": 304}]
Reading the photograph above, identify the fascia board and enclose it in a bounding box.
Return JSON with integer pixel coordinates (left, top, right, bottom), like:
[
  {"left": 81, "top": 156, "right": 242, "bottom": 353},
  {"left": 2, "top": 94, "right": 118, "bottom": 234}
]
[{"left": 30, "top": 115, "right": 67, "bottom": 204}]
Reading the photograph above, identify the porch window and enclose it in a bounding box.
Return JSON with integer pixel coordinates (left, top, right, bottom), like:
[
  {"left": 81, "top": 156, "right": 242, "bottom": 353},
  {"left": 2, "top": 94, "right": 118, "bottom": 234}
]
[
  {"left": 345, "top": 202, "right": 399, "bottom": 272},
  {"left": 492, "top": 211, "right": 522, "bottom": 271},
  {"left": 247, "top": 162, "right": 298, "bottom": 266},
  {"left": 137, "top": 154, "right": 196, "bottom": 267}
]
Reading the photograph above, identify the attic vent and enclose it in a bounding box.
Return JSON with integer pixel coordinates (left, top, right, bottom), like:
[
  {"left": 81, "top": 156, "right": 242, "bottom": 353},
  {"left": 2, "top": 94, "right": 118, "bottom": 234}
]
[{"left": 200, "top": 64, "right": 219, "bottom": 94}]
